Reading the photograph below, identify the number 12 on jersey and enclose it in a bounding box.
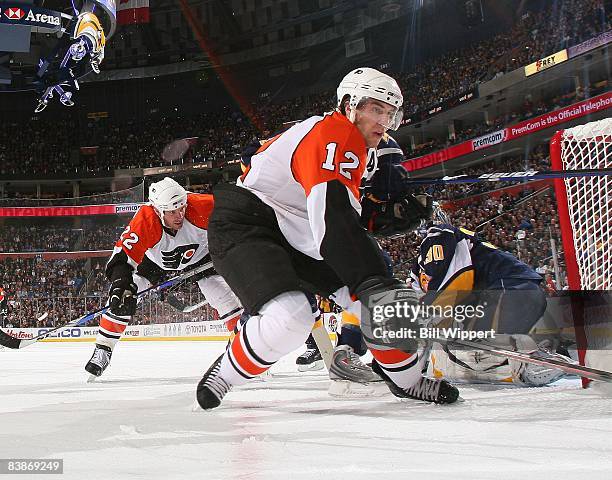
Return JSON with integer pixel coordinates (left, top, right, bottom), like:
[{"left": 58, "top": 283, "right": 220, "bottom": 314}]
[{"left": 321, "top": 142, "right": 360, "bottom": 180}]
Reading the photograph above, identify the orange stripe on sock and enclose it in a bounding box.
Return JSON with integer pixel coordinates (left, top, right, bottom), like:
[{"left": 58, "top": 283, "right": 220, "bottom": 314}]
[
  {"left": 225, "top": 316, "right": 239, "bottom": 333},
  {"left": 100, "top": 315, "right": 128, "bottom": 334},
  {"left": 371, "top": 348, "right": 413, "bottom": 365},
  {"left": 230, "top": 332, "right": 268, "bottom": 376}
]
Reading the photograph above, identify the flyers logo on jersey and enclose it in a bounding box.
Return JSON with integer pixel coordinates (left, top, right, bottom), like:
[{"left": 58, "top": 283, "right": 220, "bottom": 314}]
[{"left": 161, "top": 244, "right": 199, "bottom": 269}]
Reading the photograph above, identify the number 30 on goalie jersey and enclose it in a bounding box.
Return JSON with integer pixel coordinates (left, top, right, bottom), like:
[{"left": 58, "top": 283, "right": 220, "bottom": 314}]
[{"left": 411, "top": 224, "right": 540, "bottom": 295}]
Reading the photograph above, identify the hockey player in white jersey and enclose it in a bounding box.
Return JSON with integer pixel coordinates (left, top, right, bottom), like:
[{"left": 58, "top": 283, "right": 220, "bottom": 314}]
[
  {"left": 85, "top": 177, "right": 242, "bottom": 377},
  {"left": 197, "top": 67, "right": 459, "bottom": 409}
]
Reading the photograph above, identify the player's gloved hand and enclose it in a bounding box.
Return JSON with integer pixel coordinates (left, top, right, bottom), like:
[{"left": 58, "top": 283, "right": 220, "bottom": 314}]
[
  {"left": 391, "top": 193, "right": 433, "bottom": 232},
  {"left": 108, "top": 277, "right": 138, "bottom": 316},
  {"left": 354, "top": 276, "right": 425, "bottom": 350},
  {"left": 368, "top": 193, "right": 433, "bottom": 235}
]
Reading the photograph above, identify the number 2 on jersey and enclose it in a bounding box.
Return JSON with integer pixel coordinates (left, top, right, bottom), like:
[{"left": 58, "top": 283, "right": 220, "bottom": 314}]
[
  {"left": 322, "top": 142, "right": 359, "bottom": 180},
  {"left": 120, "top": 225, "right": 140, "bottom": 250}
]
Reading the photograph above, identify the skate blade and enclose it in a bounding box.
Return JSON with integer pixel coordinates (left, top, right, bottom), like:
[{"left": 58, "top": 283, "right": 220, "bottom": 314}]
[
  {"left": 328, "top": 379, "right": 389, "bottom": 398},
  {"left": 191, "top": 401, "right": 204, "bottom": 412},
  {"left": 86, "top": 374, "right": 99, "bottom": 383},
  {"left": 297, "top": 360, "right": 324, "bottom": 372},
  {"left": 397, "top": 394, "right": 466, "bottom": 404}
]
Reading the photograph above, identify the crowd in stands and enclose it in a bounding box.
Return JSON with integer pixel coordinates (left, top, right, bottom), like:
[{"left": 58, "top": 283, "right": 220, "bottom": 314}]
[
  {"left": 0, "top": 0, "right": 608, "bottom": 178},
  {"left": 0, "top": 226, "right": 81, "bottom": 252},
  {"left": 399, "top": 0, "right": 608, "bottom": 117},
  {"left": 2, "top": 0, "right": 606, "bottom": 326},
  {"left": 0, "top": 186, "right": 144, "bottom": 207},
  {"left": 1, "top": 179, "right": 569, "bottom": 328},
  {"left": 0, "top": 258, "right": 89, "bottom": 327},
  {"left": 80, "top": 226, "right": 124, "bottom": 251},
  {"left": 405, "top": 79, "right": 608, "bottom": 159},
  {"left": 0, "top": 258, "right": 87, "bottom": 299},
  {"left": 412, "top": 143, "right": 552, "bottom": 201}
]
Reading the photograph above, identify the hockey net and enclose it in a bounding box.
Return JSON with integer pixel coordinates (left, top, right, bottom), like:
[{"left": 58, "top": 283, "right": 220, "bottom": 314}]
[{"left": 550, "top": 118, "right": 612, "bottom": 387}]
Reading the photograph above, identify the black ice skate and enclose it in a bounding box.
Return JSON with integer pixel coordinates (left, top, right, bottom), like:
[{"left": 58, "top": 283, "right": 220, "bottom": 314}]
[
  {"left": 372, "top": 359, "right": 459, "bottom": 404},
  {"left": 196, "top": 354, "right": 232, "bottom": 410},
  {"left": 85, "top": 344, "right": 112, "bottom": 377},
  {"left": 295, "top": 347, "right": 324, "bottom": 372}
]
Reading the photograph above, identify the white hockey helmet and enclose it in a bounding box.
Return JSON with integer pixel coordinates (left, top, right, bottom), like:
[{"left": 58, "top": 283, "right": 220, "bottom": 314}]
[
  {"left": 337, "top": 67, "right": 404, "bottom": 130},
  {"left": 149, "top": 177, "right": 187, "bottom": 213}
]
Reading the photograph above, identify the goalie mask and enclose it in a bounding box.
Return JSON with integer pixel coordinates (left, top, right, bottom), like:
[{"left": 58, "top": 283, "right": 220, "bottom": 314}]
[
  {"left": 337, "top": 68, "right": 404, "bottom": 131},
  {"left": 417, "top": 202, "right": 451, "bottom": 236}
]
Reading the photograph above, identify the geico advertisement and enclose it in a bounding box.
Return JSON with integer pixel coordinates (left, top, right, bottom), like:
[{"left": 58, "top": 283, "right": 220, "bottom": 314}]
[{"left": 2, "top": 322, "right": 229, "bottom": 341}]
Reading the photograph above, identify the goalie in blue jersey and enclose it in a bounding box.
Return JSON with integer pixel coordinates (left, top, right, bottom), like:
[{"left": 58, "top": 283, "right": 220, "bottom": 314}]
[{"left": 410, "top": 208, "right": 575, "bottom": 386}]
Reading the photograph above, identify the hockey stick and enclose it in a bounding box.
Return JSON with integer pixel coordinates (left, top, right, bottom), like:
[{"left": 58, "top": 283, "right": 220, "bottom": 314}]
[
  {"left": 311, "top": 320, "right": 334, "bottom": 370},
  {"left": 0, "top": 261, "right": 214, "bottom": 350},
  {"left": 406, "top": 168, "right": 611, "bottom": 185},
  {"left": 439, "top": 337, "right": 612, "bottom": 384},
  {"left": 182, "top": 299, "right": 209, "bottom": 313},
  {"left": 164, "top": 292, "right": 209, "bottom": 313}
]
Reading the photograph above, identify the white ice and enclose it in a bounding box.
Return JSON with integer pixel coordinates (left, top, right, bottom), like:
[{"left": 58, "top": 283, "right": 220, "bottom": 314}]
[{"left": 1, "top": 341, "right": 611, "bottom": 480}]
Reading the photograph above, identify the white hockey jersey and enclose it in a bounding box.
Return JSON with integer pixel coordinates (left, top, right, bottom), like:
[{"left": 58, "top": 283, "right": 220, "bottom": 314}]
[
  {"left": 109, "top": 193, "right": 214, "bottom": 272},
  {"left": 238, "top": 111, "right": 366, "bottom": 260}
]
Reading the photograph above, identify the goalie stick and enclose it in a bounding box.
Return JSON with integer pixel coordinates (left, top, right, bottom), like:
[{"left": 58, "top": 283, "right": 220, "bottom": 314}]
[
  {"left": 438, "top": 337, "right": 612, "bottom": 384},
  {"left": 406, "top": 168, "right": 612, "bottom": 185},
  {"left": 0, "top": 261, "right": 213, "bottom": 350}
]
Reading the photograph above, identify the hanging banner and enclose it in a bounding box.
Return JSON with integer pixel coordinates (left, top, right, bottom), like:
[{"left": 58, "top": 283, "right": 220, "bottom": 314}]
[
  {"left": 403, "top": 92, "right": 612, "bottom": 171},
  {"left": 524, "top": 49, "right": 568, "bottom": 77}
]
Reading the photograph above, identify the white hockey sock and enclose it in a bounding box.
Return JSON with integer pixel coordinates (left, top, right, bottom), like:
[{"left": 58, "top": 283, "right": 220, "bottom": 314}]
[{"left": 219, "top": 291, "right": 315, "bottom": 386}]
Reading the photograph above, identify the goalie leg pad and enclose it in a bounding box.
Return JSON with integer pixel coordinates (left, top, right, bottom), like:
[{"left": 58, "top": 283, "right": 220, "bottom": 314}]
[
  {"left": 428, "top": 344, "right": 514, "bottom": 384},
  {"left": 509, "top": 335, "right": 572, "bottom": 386}
]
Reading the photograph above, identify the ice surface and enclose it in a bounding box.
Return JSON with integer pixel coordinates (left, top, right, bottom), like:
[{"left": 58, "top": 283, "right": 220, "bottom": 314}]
[{"left": 1, "top": 342, "right": 611, "bottom": 480}]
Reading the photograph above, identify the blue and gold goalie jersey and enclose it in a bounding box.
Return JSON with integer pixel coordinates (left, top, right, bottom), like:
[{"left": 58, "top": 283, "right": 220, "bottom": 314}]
[{"left": 411, "top": 224, "right": 541, "bottom": 293}]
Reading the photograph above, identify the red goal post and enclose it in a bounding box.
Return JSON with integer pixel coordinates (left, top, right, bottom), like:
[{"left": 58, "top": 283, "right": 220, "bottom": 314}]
[{"left": 550, "top": 118, "right": 611, "bottom": 388}]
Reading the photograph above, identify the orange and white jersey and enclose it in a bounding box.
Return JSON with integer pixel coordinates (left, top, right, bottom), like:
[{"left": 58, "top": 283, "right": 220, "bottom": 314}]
[
  {"left": 109, "top": 193, "right": 214, "bottom": 272},
  {"left": 239, "top": 111, "right": 367, "bottom": 259}
]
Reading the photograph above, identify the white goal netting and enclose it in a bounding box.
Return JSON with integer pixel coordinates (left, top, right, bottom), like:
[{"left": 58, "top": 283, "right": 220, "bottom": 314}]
[
  {"left": 552, "top": 118, "right": 612, "bottom": 385},
  {"left": 553, "top": 118, "right": 611, "bottom": 290}
]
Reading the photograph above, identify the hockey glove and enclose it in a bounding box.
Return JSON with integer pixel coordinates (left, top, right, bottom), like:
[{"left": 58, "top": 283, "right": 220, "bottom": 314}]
[
  {"left": 355, "top": 276, "right": 426, "bottom": 351},
  {"left": 108, "top": 277, "right": 138, "bottom": 316},
  {"left": 368, "top": 193, "right": 433, "bottom": 235},
  {"left": 391, "top": 193, "right": 433, "bottom": 233}
]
